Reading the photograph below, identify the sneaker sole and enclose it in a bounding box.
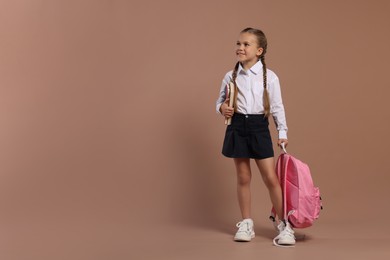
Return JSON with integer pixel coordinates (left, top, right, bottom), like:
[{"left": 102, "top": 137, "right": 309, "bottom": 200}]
[
  {"left": 277, "top": 238, "right": 296, "bottom": 245},
  {"left": 234, "top": 233, "right": 255, "bottom": 242}
]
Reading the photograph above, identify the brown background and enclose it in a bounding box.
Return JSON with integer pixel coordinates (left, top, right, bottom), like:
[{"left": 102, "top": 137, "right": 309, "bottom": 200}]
[{"left": 1, "top": 0, "right": 389, "bottom": 259}]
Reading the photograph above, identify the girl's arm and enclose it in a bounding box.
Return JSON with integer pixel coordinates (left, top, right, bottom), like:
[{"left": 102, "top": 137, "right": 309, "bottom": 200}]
[{"left": 268, "top": 74, "right": 288, "bottom": 141}]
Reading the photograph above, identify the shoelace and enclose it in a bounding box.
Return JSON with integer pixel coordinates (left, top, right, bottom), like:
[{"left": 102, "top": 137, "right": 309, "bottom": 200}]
[
  {"left": 280, "top": 225, "right": 295, "bottom": 238},
  {"left": 236, "top": 221, "right": 251, "bottom": 233}
]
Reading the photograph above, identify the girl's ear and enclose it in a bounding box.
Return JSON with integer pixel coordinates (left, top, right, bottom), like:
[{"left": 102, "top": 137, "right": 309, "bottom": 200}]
[{"left": 257, "top": 47, "right": 264, "bottom": 57}]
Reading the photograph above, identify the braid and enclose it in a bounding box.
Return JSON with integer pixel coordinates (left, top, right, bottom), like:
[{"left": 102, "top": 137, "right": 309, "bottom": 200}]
[
  {"left": 260, "top": 56, "right": 271, "bottom": 117},
  {"left": 231, "top": 62, "right": 240, "bottom": 112}
]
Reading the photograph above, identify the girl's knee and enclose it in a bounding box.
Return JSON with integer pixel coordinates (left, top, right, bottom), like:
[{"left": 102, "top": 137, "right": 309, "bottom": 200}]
[
  {"left": 237, "top": 171, "right": 251, "bottom": 185},
  {"left": 263, "top": 174, "right": 279, "bottom": 189}
]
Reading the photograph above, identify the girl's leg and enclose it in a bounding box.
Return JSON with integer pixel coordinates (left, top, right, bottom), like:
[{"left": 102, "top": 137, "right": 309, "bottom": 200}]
[
  {"left": 254, "top": 157, "right": 283, "bottom": 221},
  {"left": 233, "top": 158, "right": 252, "bottom": 219}
]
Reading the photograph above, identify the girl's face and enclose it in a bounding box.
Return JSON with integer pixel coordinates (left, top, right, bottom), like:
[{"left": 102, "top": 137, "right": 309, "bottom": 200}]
[{"left": 236, "top": 32, "right": 263, "bottom": 68}]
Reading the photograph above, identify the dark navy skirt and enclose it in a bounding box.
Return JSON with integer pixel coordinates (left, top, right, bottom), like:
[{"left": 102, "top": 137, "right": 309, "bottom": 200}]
[{"left": 222, "top": 113, "right": 274, "bottom": 159}]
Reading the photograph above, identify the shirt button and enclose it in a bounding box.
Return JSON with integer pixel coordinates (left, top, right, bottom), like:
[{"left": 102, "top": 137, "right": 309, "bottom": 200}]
[{"left": 245, "top": 115, "right": 248, "bottom": 118}]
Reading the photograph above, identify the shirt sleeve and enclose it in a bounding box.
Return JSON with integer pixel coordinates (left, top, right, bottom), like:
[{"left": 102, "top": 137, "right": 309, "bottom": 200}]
[
  {"left": 268, "top": 74, "right": 288, "bottom": 139},
  {"left": 215, "top": 72, "right": 231, "bottom": 114}
]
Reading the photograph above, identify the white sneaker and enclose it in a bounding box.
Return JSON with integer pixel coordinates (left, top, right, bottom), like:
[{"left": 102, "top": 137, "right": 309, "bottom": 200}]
[
  {"left": 234, "top": 218, "right": 255, "bottom": 242},
  {"left": 273, "top": 221, "right": 296, "bottom": 246}
]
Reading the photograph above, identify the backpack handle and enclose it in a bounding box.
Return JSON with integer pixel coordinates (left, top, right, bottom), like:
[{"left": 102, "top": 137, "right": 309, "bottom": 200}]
[{"left": 280, "top": 142, "right": 287, "bottom": 154}]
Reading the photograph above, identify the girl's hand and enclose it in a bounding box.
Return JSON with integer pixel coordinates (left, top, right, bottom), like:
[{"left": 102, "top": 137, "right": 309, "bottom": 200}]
[
  {"left": 220, "top": 98, "right": 234, "bottom": 118},
  {"left": 277, "top": 139, "right": 288, "bottom": 148}
]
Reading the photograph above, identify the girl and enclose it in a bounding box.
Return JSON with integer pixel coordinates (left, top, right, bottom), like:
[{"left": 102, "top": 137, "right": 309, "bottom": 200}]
[{"left": 216, "top": 28, "right": 295, "bottom": 246}]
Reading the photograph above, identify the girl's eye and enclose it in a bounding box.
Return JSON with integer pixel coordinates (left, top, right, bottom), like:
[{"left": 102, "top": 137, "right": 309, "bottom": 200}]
[{"left": 245, "top": 43, "right": 249, "bottom": 46}]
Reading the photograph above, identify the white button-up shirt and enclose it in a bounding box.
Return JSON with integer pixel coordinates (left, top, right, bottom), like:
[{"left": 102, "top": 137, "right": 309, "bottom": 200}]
[{"left": 216, "top": 61, "right": 288, "bottom": 139}]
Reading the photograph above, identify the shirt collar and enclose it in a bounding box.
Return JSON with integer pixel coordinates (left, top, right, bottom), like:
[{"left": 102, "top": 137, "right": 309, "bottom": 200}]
[{"left": 238, "top": 60, "right": 263, "bottom": 75}]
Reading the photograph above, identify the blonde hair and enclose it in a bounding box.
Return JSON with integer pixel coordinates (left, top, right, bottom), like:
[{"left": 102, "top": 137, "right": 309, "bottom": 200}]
[{"left": 232, "top": 27, "right": 271, "bottom": 117}]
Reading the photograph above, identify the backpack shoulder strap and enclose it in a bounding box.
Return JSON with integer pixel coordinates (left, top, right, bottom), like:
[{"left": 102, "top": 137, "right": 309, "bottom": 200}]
[{"left": 270, "top": 144, "right": 289, "bottom": 223}]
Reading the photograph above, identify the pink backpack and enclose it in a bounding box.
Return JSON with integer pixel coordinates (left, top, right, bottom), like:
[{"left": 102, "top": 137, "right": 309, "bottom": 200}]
[{"left": 270, "top": 145, "right": 322, "bottom": 228}]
